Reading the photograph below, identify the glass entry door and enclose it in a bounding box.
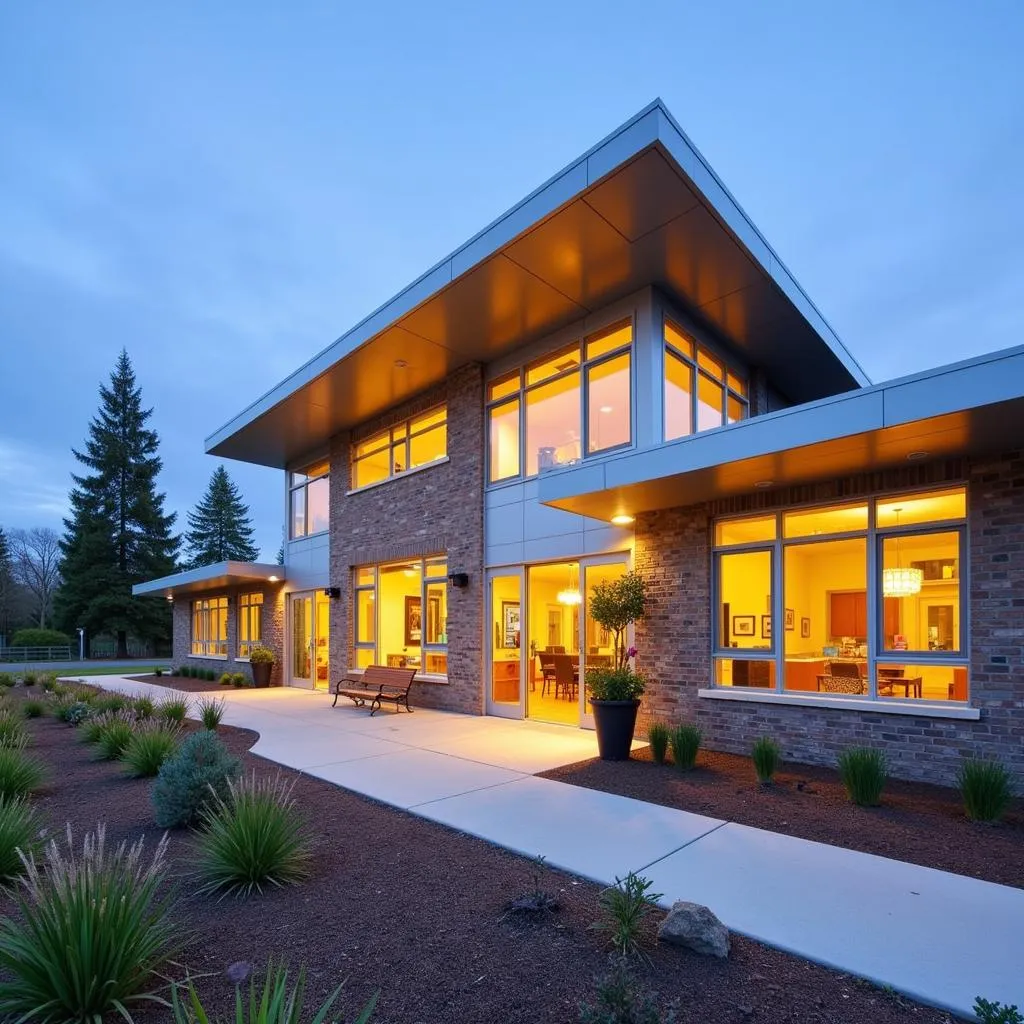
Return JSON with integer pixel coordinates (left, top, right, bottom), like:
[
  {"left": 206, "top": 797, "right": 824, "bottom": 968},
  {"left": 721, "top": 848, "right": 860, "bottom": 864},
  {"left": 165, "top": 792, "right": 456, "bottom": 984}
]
[
  {"left": 289, "top": 591, "right": 330, "bottom": 689},
  {"left": 580, "top": 555, "right": 632, "bottom": 729},
  {"left": 486, "top": 570, "right": 524, "bottom": 718}
]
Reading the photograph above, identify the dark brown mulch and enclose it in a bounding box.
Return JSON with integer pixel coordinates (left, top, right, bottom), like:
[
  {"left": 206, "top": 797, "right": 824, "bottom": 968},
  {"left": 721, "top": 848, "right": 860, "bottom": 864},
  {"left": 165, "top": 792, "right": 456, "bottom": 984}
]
[
  {"left": 4, "top": 689, "right": 956, "bottom": 1024},
  {"left": 541, "top": 747, "right": 1024, "bottom": 889},
  {"left": 125, "top": 672, "right": 233, "bottom": 693}
]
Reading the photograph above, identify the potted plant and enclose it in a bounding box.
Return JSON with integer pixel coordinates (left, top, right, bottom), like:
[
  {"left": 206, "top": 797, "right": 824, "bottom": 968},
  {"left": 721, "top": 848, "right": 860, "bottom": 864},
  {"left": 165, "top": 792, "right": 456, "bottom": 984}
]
[
  {"left": 248, "top": 645, "right": 275, "bottom": 688},
  {"left": 585, "top": 570, "right": 648, "bottom": 761}
]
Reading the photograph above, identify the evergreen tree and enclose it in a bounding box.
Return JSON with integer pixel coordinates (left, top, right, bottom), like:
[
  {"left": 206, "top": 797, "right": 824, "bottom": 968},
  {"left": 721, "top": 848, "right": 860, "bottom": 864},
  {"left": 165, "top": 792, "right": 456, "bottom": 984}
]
[
  {"left": 55, "top": 350, "right": 179, "bottom": 657},
  {"left": 184, "top": 465, "right": 260, "bottom": 567}
]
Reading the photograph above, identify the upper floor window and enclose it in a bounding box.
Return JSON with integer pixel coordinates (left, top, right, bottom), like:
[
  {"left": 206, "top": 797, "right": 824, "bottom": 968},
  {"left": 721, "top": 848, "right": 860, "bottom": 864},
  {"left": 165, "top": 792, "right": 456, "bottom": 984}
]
[
  {"left": 289, "top": 460, "right": 329, "bottom": 539},
  {"left": 664, "top": 319, "right": 747, "bottom": 441},
  {"left": 237, "top": 592, "right": 263, "bottom": 658},
  {"left": 191, "top": 596, "right": 228, "bottom": 657},
  {"left": 351, "top": 406, "right": 447, "bottom": 490},
  {"left": 487, "top": 320, "right": 633, "bottom": 483}
]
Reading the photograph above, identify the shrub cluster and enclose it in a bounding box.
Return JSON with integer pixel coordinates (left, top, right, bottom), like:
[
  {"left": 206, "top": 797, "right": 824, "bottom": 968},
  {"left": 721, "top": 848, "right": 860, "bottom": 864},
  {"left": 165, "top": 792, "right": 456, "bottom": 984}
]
[
  {"left": 958, "top": 759, "right": 1013, "bottom": 823},
  {"left": 668, "top": 724, "right": 701, "bottom": 772},
  {"left": 122, "top": 723, "right": 181, "bottom": 779},
  {"left": 837, "top": 747, "right": 887, "bottom": 806},
  {"left": 152, "top": 731, "right": 240, "bottom": 829},
  {"left": 0, "top": 748, "right": 47, "bottom": 801},
  {"left": 158, "top": 697, "right": 190, "bottom": 725}
]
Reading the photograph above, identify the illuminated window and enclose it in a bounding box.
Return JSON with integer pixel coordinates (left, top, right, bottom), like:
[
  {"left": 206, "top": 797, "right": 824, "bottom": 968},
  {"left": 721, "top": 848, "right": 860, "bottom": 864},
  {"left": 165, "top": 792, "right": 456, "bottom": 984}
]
[
  {"left": 487, "top": 320, "right": 633, "bottom": 481},
  {"left": 289, "top": 460, "right": 329, "bottom": 538},
  {"left": 237, "top": 592, "right": 264, "bottom": 658},
  {"left": 352, "top": 406, "right": 448, "bottom": 490},
  {"left": 663, "top": 319, "right": 747, "bottom": 440},
  {"left": 191, "top": 596, "right": 228, "bottom": 657},
  {"left": 352, "top": 557, "right": 448, "bottom": 676}
]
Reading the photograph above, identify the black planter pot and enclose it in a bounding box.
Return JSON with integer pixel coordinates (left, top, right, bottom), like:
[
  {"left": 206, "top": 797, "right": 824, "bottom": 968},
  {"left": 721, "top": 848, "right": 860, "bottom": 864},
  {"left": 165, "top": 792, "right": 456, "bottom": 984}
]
[
  {"left": 251, "top": 662, "right": 273, "bottom": 688},
  {"left": 589, "top": 699, "right": 640, "bottom": 761}
]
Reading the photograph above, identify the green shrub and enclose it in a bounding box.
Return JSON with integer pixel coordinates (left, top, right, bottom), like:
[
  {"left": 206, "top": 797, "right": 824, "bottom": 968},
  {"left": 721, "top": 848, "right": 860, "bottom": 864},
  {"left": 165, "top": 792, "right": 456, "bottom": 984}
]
[
  {"left": 170, "top": 960, "right": 377, "bottom": 1024},
  {"left": 39, "top": 675, "right": 56, "bottom": 692},
  {"left": 579, "top": 961, "right": 676, "bottom": 1024},
  {"left": 152, "top": 731, "right": 241, "bottom": 829},
  {"left": 132, "top": 695, "right": 155, "bottom": 720},
  {"left": 20, "top": 699, "right": 46, "bottom": 720},
  {"left": 647, "top": 722, "right": 669, "bottom": 766},
  {"left": 958, "top": 759, "right": 1014, "bottom": 823},
  {"left": 20, "top": 673, "right": 36, "bottom": 688},
  {"left": 9, "top": 628, "right": 71, "bottom": 649},
  {"left": 122, "top": 724, "right": 181, "bottom": 779},
  {"left": 93, "top": 692, "right": 128, "bottom": 714},
  {"left": 96, "top": 715, "right": 136, "bottom": 761},
  {"left": 974, "top": 998, "right": 1023, "bottom": 1024},
  {"left": 179, "top": 665, "right": 191, "bottom": 679},
  {"left": 0, "top": 749, "right": 47, "bottom": 800},
  {"left": 195, "top": 772, "right": 312, "bottom": 897},
  {"left": 0, "top": 714, "right": 28, "bottom": 750},
  {"left": 668, "top": 723, "right": 701, "bottom": 772},
  {"left": 81, "top": 712, "right": 118, "bottom": 745},
  {"left": 752, "top": 736, "right": 781, "bottom": 784},
  {"left": 58, "top": 700, "right": 93, "bottom": 727},
  {"left": 593, "top": 872, "right": 662, "bottom": 959},
  {"left": 232, "top": 673, "right": 248, "bottom": 688},
  {"left": 249, "top": 645, "right": 275, "bottom": 665},
  {"left": 158, "top": 696, "right": 190, "bottom": 724},
  {"left": 197, "top": 696, "right": 226, "bottom": 731},
  {"left": 154, "top": 668, "right": 163, "bottom": 678},
  {"left": 219, "top": 672, "right": 233, "bottom": 687},
  {"left": 0, "top": 799, "right": 43, "bottom": 883},
  {"left": 0, "top": 826, "right": 177, "bottom": 1022},
  {"left": 837, "top": 746, "right": 887, "bottom": 807},
  {"left": 0, "top": 674, "right": 14, "bottom": 689},
  {"left": 205, "top": 669, "right": 217, "bottom": 682}
]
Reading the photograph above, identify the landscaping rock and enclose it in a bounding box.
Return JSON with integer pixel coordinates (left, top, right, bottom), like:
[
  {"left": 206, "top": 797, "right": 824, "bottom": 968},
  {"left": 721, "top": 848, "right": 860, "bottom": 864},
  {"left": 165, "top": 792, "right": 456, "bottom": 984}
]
[
  {"left": 657, "top": 901, "right": 730, "bottom": 958},
  {"left": 225, "top": 961, "right": 254, "bottom": 985}
]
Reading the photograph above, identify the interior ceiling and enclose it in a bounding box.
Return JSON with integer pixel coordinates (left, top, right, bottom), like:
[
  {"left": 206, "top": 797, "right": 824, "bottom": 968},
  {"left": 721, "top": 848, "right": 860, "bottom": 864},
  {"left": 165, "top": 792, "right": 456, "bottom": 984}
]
[{"left": 209, "top": 145, "right": 861, "bottom": 468}]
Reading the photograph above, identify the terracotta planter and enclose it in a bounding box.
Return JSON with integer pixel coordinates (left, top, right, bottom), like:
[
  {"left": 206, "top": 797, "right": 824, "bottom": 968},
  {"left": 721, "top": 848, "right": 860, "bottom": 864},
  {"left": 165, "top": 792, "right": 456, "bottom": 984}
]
[
  {"left": 251, "top": 661, "right": 273, "bottom": 688},
  {"left": 589, "top": 699, "right": 640, "bottom": 761}
]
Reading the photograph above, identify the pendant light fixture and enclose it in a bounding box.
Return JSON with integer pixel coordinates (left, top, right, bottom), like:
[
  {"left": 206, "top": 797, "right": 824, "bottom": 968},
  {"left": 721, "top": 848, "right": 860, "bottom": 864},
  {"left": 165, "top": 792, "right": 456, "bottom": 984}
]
[
  {"left": 557, "top": 563, "right": 582, "bottom": 605},
  {"left": 882, "top": 508, "right": 923, "bottom": 598}
]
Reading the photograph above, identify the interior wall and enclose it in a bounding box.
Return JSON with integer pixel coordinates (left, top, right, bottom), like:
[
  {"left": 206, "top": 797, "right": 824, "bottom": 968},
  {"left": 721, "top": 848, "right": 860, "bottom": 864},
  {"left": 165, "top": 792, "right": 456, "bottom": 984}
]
[{"left": 378, "top": 566, "right": 422, "bottom": 665}]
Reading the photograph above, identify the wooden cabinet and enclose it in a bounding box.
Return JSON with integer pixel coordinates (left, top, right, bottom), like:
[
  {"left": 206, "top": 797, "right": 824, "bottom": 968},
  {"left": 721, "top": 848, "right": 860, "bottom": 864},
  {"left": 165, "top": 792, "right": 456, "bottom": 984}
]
[
  {"left": 491, "top": 659, "right": 520, "bottom": 703},
  {"left": 829, "top": 591, "right": 900, "bottom": 640}
]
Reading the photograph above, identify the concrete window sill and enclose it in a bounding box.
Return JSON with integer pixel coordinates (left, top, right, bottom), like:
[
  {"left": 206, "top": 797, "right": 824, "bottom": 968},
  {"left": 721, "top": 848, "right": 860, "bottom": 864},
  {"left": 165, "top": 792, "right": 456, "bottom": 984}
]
[
  {"left": 345, "top": 456, "right": 450, "bottom": 497},
  {"left": 188, "top": 654, "right": 228, "bottom": 661},
  {"left": 697, "top": 688, "right": 981, "bottom": 720}
]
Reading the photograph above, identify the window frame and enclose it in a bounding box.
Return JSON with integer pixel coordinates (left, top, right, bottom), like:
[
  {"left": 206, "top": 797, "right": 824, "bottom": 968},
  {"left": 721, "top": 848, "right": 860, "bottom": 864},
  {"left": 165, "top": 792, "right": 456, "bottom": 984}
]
[
  {"left": 664, "top": 317, "right": 748, "bottom": 442},
  {"left": 711, "top": 485, "right": 970, "bottom": 705},
  {"left": 190, "top": 595, "right": 229, "bottom": 658},
  {"left": 237, "top": 592, "right": 264, "bottom": 660},
  {"left": 349, "top": 405, "right": 448, "bottom": 493},
  {"left": 288, "top": 461, "right": 329, "bottom": 539},
  {"left": 485, "top": 317, "right": 635, "bottom": 484}
]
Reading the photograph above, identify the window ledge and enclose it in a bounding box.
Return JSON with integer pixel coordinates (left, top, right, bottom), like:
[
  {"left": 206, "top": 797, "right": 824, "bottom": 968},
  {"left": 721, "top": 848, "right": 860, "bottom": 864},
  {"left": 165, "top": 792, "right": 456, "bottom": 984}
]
[
  {"left": 188, "top": 654, "right": 228, "bottom": 661},
  {"left": 236, "top": 657, "right": 250, "bottom": 663},
  {"left": 697, "top": 688, "right": 981, "bottom": 720},
  {"left": 346, "top": 668, "right": 449, "bottom": 685},
  {"left": 346, "top": 457, "right": 450, "bottom": 497}
]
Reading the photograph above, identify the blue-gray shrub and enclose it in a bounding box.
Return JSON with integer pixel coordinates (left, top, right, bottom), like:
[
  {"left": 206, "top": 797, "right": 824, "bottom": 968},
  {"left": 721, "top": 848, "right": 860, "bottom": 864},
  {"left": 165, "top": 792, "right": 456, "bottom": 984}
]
[{"left": 151, "top": 732, "right": 240, "bottom": 829}]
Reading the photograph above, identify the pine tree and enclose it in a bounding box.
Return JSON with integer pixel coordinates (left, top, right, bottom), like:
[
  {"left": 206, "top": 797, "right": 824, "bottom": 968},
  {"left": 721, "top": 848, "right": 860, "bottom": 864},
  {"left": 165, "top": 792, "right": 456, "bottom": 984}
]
[
  {"left": 184, "top": 465, "right": 260, "bottom": 567},
  {"left": 55, "top": 350, "right": 179, "bottom": 657}
]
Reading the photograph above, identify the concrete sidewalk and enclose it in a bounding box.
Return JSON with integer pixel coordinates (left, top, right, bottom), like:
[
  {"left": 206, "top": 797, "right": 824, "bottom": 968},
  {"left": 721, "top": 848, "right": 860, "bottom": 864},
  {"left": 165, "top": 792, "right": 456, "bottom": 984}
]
[{"left": 76, "top": 675, "right": 1023, "bottom": 1018}]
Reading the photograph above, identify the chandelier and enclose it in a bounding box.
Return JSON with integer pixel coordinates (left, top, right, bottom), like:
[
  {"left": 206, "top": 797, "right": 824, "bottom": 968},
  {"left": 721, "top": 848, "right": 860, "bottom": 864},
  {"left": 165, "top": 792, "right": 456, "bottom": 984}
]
[
  {"left": 557, "top": 564, "right": 582, "bottom": 605},
  {"left": 882, "top": 508, "right": 922, "bottom": 598}
]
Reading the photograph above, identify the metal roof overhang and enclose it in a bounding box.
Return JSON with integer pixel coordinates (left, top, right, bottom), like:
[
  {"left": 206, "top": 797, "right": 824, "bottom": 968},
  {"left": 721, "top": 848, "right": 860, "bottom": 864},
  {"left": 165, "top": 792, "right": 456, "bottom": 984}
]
[
  {"left": 537, "top": 345, "right": 1024, "bottom": 519},
  {"left": 132, "top": 562, "right": 284, "bottom": 600},
  {"left": 205, "top": 100, "right": 869, "bottom": 469}
]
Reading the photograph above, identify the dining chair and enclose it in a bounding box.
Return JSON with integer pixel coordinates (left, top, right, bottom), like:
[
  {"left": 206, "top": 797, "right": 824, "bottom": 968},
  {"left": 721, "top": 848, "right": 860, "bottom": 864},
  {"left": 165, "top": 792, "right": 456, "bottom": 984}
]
[
  {"left": 538, "top": 654, "right": 558, "bottom": 697},
  {"left": 552, "top": 654, "right": 578, "bottom": 701}
]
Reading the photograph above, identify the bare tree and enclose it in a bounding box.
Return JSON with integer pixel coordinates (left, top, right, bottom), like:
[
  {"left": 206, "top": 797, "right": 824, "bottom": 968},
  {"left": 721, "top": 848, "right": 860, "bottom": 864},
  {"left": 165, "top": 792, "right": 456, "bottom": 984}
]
[{"left": 10, "top": 528, "right": 62, "bottom": 628}]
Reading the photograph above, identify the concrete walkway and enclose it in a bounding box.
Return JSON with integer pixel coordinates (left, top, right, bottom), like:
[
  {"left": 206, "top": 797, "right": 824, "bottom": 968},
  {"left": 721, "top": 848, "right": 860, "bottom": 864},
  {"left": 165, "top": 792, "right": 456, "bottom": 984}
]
[{"left": 75, "top": 676, "right": 1023, "bottom": 1018}]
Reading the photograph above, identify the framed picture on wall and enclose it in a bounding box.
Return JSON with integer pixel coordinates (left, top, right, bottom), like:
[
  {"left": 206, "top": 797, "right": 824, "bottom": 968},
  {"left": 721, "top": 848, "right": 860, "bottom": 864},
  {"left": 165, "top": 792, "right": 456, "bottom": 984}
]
[
  {"left": 761, "top": 614, "right": 772, "bottom": 639},
  {"left": 501, "top": 601, "right": 521, "bottom": 648},
  {"left": 404, "top": 595, "right": 422, "bottom": 646},
  {"left": 785, "top": 608, "right": 795, "bottom": 631},
  {"left": 732, "top": 615, "right": 755, "bottom": 637},
  {"left": 801, "top": 616, "right": 811, "bottom": 639}
]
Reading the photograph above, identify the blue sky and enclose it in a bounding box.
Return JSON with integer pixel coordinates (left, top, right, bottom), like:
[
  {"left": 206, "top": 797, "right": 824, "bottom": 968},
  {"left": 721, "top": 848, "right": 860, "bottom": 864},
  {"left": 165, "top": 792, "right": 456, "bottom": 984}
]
[{"left": 1, "top": 1, "right": 1022, "bottom": 559}]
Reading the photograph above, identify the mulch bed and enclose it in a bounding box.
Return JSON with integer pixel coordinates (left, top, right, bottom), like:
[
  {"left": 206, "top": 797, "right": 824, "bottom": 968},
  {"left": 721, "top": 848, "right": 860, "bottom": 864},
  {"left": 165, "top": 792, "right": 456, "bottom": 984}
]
[
  {"left": 541, "top": 747, "right": 1024, "bottom": 889},
  {"left": 2, "top": 687, "right": 957, "bottom": 1024},
  {"left": 124, "top": 672, "right": 233, "bottom": 693}
]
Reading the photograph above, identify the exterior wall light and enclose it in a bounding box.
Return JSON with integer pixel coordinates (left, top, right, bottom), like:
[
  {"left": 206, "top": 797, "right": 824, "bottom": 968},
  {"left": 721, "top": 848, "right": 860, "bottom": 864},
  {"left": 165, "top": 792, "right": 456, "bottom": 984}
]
[
  {"left": 611, "top": 514, "right": 634, "bottom": 525},
  {"left": 448, "top": 571, "right": 469, "bottom": 589},
  {"left": 323, "top": 587, "right": 341, "bottom": 599}
]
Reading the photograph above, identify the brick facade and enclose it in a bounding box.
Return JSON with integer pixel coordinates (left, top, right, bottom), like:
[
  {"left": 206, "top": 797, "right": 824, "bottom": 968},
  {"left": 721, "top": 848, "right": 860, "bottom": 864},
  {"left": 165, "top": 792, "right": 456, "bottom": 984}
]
[
  {"left": 172, "top": 582, "right": 286, "bottom": 685},
  {"left": 635, "top": 452, "right": 1024, "bottom": 788},
  {"left": 327, "top": 364, "right": 485, "bottom": 714}
]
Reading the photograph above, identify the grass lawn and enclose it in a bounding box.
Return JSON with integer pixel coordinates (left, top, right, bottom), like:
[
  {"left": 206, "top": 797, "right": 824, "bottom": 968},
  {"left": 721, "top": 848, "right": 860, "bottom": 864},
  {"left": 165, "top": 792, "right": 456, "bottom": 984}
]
[{"left": 54, "top": 665, "right": 171, "bottom": 677}]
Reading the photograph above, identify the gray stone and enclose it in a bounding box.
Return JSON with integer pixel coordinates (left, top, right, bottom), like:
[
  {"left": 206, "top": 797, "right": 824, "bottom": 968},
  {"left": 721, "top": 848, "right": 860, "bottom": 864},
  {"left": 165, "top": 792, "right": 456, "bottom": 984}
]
[
  {"left": 225, "top": 961, "right": 254, "bottom": 985},
  {"left": 656, "top": 901, "right": 730, "bottom": 958}
]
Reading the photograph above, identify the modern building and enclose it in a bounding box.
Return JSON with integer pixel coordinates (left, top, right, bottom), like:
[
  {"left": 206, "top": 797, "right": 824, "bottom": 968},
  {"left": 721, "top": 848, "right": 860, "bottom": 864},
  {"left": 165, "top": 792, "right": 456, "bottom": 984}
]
[{"left": 134, "top": 100, "right": 1024, "bottom": 787}]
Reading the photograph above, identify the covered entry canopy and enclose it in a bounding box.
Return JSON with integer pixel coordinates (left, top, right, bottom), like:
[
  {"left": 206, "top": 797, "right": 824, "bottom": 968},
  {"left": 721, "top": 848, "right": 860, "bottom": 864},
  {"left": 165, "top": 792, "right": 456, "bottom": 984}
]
[
  {"left": 538, "top": 345, "right": 1024, "bottom": 520},
  {"left": 132, "top": 562, "right": 284, "bottom": 600},
  {"left": 205, "top": 99, "right": 868, "bottom": 469}
]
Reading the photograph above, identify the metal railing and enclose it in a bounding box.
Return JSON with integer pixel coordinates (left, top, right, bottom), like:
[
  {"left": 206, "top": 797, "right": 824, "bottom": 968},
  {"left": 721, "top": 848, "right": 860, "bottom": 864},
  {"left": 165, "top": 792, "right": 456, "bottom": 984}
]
[{"left": 0, "top": 645, "right": 73, "bottom": 662}]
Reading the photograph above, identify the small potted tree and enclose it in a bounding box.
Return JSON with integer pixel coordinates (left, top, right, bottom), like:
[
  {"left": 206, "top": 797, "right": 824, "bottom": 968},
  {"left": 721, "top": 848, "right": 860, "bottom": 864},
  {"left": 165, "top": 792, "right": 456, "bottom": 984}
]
[
  {"left": 248, "top": 645, "right": 275, "bottom": 688},
  {"left": 585, "top": 570, "right": 647, "bottom": 761}
]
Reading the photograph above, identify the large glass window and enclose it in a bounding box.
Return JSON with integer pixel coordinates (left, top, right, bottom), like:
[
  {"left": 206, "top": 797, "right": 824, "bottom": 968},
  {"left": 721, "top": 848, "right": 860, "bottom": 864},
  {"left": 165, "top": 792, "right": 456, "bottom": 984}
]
[
  {"left": 237, "top": 592, "right": 263, "bottom": 658},
  {"left": 191, "top": 596, "right": 228, "bottom": 657},
  {"left": 289, "top": 460, "right": 329, "bottom": 538},
  {"left": 486, "top": 320, "right": 633, "bottom": 482},
  {"left": 352, "top": 556, "right": 448, "bottom": 676},
  {"left": 712, "top": 487, "right": 968, "bottom": 703},
  {"left": 351, "top": 406, "right": 447, "bottom": 490},
  {"left": 664, "top": 318, "right": 747, "bottom": 440}
]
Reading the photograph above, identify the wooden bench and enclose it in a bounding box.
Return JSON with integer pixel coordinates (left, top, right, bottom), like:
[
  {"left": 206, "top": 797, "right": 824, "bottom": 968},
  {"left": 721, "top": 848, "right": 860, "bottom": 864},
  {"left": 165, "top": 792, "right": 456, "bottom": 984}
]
[{"left": 331, "top": 665, "right": 417, "bottom": 715}]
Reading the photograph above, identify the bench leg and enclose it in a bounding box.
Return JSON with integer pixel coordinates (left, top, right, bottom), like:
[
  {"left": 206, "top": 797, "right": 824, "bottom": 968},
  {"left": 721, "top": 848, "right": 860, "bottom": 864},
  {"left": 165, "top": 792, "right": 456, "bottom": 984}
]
[
  {"left": 369, "top": 697, "right": 382, "bottom": 716},
  {"left": 332, "top": 691, "right": 339, "bottom": 707}
]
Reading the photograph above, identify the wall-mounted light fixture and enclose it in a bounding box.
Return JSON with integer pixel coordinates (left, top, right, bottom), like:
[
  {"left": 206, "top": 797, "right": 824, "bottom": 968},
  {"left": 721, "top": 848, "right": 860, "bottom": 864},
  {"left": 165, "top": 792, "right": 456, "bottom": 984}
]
[
  {"left": 448, "top": 571, "right": 469, "bottom": 589},
  {"left": 323, "top": 587, "right": 341, "bottom": 599}
]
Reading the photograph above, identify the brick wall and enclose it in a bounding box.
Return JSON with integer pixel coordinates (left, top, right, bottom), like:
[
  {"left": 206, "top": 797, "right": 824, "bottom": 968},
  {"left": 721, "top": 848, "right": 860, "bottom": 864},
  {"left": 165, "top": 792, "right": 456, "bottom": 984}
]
[
  {"left": 172, "top": 582, "right": 286, "bottom": 685},
  {"left": 328, "top": 363, "right": 485, "bottom": 713},
  {"left": 634, "top": 452, "right": 1024, "bottom": 789}
]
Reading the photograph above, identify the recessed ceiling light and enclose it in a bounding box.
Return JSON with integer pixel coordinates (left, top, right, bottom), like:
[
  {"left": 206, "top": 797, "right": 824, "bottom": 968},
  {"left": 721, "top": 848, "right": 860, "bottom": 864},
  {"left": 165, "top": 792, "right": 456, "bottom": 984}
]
[
  {"left": 906, "top": 450, "right": 929, "bottom": 461},
  {"left": 268, "top": 575, "right": 279, "bottom": 582},
  {"left": 611, "top": 514, "right": 634, "bottom": 526},
  {"left": 754, "top": 479, "right": 774, "bottom": 489},
  {"left": 599, "top": 405, "right": 613, "bottom": 414},
  {"left": 394, "top": 359, "right": 408, "bottom": 368}
]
